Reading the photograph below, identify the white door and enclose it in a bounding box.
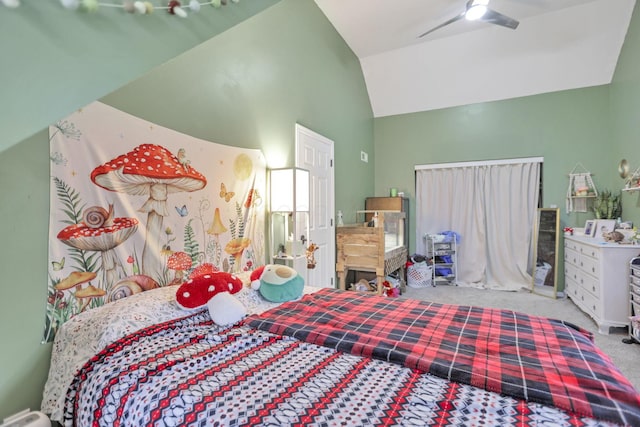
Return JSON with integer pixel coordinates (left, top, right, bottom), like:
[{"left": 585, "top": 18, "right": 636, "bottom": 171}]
[{"left": 295, "top": 124, "right": 335, "bottom": 288}]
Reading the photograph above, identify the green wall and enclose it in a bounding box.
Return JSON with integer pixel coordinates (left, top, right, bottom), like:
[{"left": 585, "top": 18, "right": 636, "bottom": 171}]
[
  {"left": 0, "top": 0, "right": 373, "bottom": 419},
  {"left": 0, "top": 131, "right": 52, "bottom": 421},
  {"left": 373, "top": 1, "right": 640, "bottom": 283},
  {"left": 101, "top": 0, "right": 375, "bottom": 217},
  {"left": 0, "top": 0, "right": 280, "bottom": 153},
  {"left": 611, "top": 2, "right": 640, "bottom": 224},
  {"left": 374, "top": 86, "right": 614, "bottom": 254}
]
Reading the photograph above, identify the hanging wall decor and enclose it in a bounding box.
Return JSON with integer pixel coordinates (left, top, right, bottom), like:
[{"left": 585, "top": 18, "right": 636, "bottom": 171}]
[
  {"left": 566, "top": 163, "right": 597, "bottom": 214},
  {"left": 45, "top": 101, "right": 266, "bottom": 342}
]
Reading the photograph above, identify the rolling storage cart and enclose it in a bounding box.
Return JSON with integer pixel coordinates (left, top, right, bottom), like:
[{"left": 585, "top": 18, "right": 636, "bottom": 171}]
[
  {"left": 426, "top": 234, "right": 457, "bottom": 285},
  {"left": 624, "top": 256, "right": 640, "bottom": 344}
]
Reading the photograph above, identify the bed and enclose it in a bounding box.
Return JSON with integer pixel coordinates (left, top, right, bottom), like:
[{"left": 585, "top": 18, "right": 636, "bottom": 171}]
[{"left": 41, "top": 283, "right": 640, "bottom": 427}]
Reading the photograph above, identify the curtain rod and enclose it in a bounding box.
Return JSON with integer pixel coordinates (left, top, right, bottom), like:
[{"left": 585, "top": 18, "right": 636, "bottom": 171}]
[{"left": 415, "top": 156, "right": 544, "bottom": 171}]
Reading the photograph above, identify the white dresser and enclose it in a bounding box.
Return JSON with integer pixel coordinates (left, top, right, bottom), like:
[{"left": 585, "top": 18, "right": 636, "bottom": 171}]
[{"left": 564, "top": 235, "right": 640, "bottom": 334}]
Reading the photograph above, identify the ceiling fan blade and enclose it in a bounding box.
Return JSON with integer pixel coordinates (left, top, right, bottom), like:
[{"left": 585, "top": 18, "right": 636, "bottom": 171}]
[
  {"left": 418, "top": 12, "right": 465, "bottom": 38},
  {"left": 481, "top": 8, "right": 519, "bottom": 30}
]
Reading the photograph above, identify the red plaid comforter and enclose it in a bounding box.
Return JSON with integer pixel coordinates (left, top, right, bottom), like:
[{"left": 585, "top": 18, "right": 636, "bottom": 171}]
[{"left": 246, "top": 288, "right": 640, "bottom": 427}]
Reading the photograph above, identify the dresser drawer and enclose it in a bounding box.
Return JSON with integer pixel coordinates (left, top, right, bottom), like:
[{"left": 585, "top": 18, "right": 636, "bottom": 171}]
[
  {"left": 564, "top": 247, "right": 579, "bottom": 266},
  {"left": 565, "top": 239, "right": 579, "bottom": 252},
  {"left": 565, "top": 263, "right": 579, "bottom": 283},
  {"left": 578, "top": 255, "right": 599, "bottom": 278},
  {"left": 577, "top": 244, "right": 599, "bottom": 259},
  {"left": 580, "top": 288, "right": 600, "bottom": 318},
  {"left": 577, "top": 270, "right": 600, "bottom": 298},
  {"left": 564, "top": 276, "right": 575, "bottom": 297},
  {"left": 565, "top": 275, "right": 579, "bottom": 299},
  {"left": 568, "top": 280, "right": 595, "bottom": 318}
]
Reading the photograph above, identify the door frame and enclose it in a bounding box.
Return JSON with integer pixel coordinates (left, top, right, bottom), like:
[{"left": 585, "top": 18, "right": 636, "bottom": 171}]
[{"left": 295, "top": 123, "right": 335, "bottom": 288}]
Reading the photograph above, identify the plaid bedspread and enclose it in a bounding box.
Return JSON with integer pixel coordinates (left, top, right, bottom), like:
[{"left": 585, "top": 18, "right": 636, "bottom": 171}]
[
  {"left": 63, "top": 311, "right": 627, "bottom": 427},
  {"left": 246, "top": 288, "right": 640, "bottom": 427}
]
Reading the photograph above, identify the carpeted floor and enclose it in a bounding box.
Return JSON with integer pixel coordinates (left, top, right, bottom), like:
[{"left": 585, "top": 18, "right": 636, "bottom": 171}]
[{"left": 402, "top": 284, "right": 640, "bottom": 391}]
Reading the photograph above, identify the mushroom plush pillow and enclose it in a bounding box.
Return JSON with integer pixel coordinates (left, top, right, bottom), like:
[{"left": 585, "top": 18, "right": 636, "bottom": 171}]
[
  {"left": 175, "top": 271, "right": 246, "bottom": 326},
  {"left": 251, "top": 264, "right": 304, "bottom": 303}
]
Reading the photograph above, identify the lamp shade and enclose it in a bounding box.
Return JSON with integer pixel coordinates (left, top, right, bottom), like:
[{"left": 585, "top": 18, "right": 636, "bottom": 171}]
[{"left": 270, "top": 168, "right": 309, "bottom": 212}]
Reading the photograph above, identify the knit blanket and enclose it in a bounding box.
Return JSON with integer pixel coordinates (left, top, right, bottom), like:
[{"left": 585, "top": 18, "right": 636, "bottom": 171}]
[{"left": 246, "top": 288, "right": 640, "bottom": 426}]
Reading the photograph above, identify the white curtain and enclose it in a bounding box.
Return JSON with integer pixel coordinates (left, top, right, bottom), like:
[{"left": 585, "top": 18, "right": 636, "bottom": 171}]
[{"left": 415, "top": 159, "right": 540, "bottom": 291}]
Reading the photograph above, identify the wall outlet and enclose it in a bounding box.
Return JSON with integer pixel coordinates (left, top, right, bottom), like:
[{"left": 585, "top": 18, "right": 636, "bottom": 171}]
[{"left": 360, "top": 151, "right": 368, "bottom": 162}]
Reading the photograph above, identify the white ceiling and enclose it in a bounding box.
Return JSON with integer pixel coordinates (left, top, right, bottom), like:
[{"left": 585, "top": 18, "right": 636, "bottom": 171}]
[{"left": 315, "top": 0, "right": 636, "bottom": 117}]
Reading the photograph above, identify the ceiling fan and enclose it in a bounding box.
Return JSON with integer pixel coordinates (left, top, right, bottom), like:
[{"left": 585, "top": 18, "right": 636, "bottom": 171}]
[{"left": 418, "top": 0, "right": 519, "bottom": 38}]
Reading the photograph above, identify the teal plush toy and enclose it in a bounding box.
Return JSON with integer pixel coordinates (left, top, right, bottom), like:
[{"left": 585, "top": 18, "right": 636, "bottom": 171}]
[{"left": 252, "top": 264, "right": 304, "bottom": 302}]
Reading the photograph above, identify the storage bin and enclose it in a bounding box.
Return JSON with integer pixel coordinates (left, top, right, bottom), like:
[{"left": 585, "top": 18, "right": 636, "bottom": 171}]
[
  {"left": 632, "top": 319, "right": 640, "bottom": 341},
  {"left": 632, "top": 300, "right": 640, "bottom": 318},
  {"left": 407, "top": 262, "right": 432, "bottom": 288},
  {"left": 435, "top": 267, "right": 453, "bottom": 276}
]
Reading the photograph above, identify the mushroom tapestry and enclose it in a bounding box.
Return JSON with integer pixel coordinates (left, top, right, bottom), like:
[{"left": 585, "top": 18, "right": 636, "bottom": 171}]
[{"left": 45, "top": 101, "right": 266, "bottom": 342}]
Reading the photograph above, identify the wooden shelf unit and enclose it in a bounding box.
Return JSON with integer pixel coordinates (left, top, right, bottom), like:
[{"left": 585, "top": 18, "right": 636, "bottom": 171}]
[{"left": 336, "top": 211, "right": 407, "bottom": 294}]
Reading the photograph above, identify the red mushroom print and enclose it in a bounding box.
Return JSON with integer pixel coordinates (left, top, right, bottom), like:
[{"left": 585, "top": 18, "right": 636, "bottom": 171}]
[
  {"left": 167, "top": 251, "right": 192, "bottom": 286},
  {"left": 57, "top": 206, "right": 138, "bottom": 290},
  {"left": 90, "top": 144, "right": 206, "bottom": 280}
]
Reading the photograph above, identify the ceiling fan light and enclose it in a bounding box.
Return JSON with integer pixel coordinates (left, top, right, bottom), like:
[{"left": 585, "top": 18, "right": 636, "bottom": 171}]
[{"left": 465, "top": 5, "right": 487, "bottom": 21}]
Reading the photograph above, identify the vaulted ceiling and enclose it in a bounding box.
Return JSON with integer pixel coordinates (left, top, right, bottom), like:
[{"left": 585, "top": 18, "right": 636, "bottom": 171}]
[{"left": 315, "top": 0, "right": 636, "bottom": 117}]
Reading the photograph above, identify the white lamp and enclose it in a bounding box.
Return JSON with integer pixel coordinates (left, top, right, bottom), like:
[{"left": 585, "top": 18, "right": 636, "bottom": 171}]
[{"left": 270, "top": 168, "right": 309, "bottom": 212}]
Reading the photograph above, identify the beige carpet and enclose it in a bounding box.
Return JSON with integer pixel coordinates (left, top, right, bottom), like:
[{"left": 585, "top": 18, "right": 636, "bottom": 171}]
[{"left": 402, "top": 284, "right": 640, "bottom": 391}]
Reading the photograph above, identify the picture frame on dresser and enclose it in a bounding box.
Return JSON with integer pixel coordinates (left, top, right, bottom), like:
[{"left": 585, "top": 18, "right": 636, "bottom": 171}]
[
  {"left": 594, "top": 219, "right": 616, "bottom": 239},
  {"left": 584, "top": 220, "right": 596, "bottom": 237}
]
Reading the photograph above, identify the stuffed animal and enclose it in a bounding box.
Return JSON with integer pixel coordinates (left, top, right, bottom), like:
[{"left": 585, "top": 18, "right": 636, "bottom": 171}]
[
  {"left": 306, "top": 243, "right": 318, "bottom": 269},
  {"left": 250, "top": 265, "right": 266, "bottom": 288},
  {"left": 251, "top": 264, "right": 304, "bottom": 302},
  {"left": 175, "top": 271, "right": 246, "bottom": 326},
  {"left": 350, "top": 278, "right": 375, "bottom": 292},
  {"left": 603, "top": 230, "right": 625, "bottom": 243},
  {"left": 382, "top": 280, "right": 400, "bottom": 297}
]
